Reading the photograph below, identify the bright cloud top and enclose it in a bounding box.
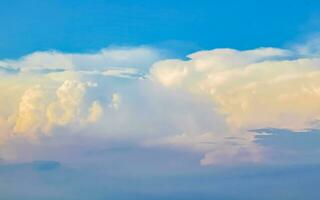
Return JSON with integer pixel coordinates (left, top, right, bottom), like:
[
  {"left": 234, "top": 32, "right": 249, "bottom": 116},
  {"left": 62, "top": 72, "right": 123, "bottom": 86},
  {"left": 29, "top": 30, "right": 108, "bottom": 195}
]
[
  {"left": 151, "top": 47, "right": 320, "bottom": 130},
  {"left": 14, "top": 80, "right": 101, "bottom": 135}
]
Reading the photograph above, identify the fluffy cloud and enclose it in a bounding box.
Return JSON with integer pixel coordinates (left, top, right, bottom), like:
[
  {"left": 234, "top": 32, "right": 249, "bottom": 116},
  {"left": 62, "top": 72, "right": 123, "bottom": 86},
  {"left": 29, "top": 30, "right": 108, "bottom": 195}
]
[
  {"left": 86, "top": 101, "right": 103, "bottom": 123},
  {"left": 2, "top": 44, "right": 320, "bottom": 166},
  {"left": 147, "top": 46, "right": 320, "bottom": 165},
  {"left": 151, "top": 47, "right": 320, "bottom": 130},
  {"left": 10, "top": 80, "right": 102, "bottom": 136},
  {"left": 0, "top": 46, "right": 163, "bottom": 140},
  {"left": 13, "top": 86, "right": 49, "bottom": 135},
  {"left": 109, "top": 93, "right": 121, "bottom": 110}
]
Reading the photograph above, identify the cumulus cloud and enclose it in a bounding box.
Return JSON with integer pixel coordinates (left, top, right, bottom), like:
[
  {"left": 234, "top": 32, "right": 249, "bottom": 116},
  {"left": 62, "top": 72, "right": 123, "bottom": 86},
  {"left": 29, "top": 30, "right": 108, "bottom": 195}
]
[
  {"left": 109, "top": 93, "right": 121, "bottom": 110},
  {"left": 151, "top": 47, "right": 320, "bottom": 130},
  {"left": 46, "top": 80, "right": 100, "bottom": 127},
  {"left": 86, "top": 101, "right": 103, "bottom": 123},
  {"left": 11, "top": 80, "right": 102, "bottom": 136},
  {"left": 3, "top": 44, "right": 320, "bottom": 166},
  {"left": 13, "top": 86, "right": 49, "bottom": 135},
  {"left": 146, "top": 46, "right": 320, "bottom": 165},
  {"left": 0, "top": 46, "right": 163, "bottom": 141}
]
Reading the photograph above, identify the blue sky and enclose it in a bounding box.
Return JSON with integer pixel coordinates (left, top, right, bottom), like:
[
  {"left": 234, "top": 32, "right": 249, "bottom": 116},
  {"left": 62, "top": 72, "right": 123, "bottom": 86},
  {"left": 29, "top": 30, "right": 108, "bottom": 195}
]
[
  {"left": 1, "top": 0, "right": 320, "bottom": 58},
  {"left": 2, "top": 1, "right": 320, "bottom": 199}
]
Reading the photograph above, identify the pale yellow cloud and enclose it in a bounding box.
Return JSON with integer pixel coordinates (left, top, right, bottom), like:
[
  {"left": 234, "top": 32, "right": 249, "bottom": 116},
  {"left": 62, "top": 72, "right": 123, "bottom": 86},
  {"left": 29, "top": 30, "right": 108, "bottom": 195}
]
[
  {"left": 0, "top": 46, "right": 162, "bottom": 146},
  {"left": 109, "top": 93, "right": 121, "bottom": 110},
  {"left": 147, "top": 47, "right": 320, "bottom": 165},
  {"left": 46, "top": 80, "right": 95, "bottom": 128},
  {"left": 151, "top": 48, "right": 320, "bottom": 130},
  {"left": 13, "top": 86, "right": 49, "bottom": 135},
  {"left": 86, "top": 101, "right": 103, "bottom": 123},
  {"left": 0, "top": 76, "right": 104, "bottom": 140},
  {"left": 3, "top": 45, "right": 319, "bottom": 166}
]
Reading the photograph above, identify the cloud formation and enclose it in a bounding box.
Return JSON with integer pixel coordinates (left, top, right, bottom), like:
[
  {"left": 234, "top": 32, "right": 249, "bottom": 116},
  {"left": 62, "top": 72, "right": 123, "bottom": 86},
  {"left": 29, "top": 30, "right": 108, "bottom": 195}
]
[
  {"left": 0, "top": 46, "right": 162, "bottom": 72},
  {"left": 148, "top": 46, "right": 320, "bottom": 164},
  {"left": 11, "top": 80, "right": 102, "bottom": 136},
  {"left": 151, "top": 47, "right": 320, "bottom": 130},
  {"left": 2, "top": 44, "right": 320, "bottom": 165},
  {"left": 0, "top": 46, "right": 163, "bottom": 142}
]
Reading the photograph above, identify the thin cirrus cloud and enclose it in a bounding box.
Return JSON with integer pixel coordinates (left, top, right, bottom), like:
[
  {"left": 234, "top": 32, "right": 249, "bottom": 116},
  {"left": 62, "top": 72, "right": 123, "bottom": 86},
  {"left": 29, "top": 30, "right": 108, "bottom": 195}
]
[
  {"left": 1, "top": 42, "right": 320, "bottom": 165},
  {"left": 1, "top": 46, "right": 163, "bottom": 71}
]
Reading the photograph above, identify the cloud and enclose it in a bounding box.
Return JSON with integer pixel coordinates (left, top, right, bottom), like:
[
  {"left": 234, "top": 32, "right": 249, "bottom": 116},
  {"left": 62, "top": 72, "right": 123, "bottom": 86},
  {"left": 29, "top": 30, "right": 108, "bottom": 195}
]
[
  {"left": 144, "top": 131, "right": 262, "bottom": 165},
  {"left": 86, "top": 101, "right": 103, "bottom": 123},
  {"left": 109, "top": 93, "right": 121, "bottom": 110},
  {"left": 13, "top": 85, "right": 49, "bottom": 135},
  {"left": 147, "top": 46, "right": 320, "bottom": 165},
  {"left": 12, "top": 80, "right": 102, "bottom": 136},
  {"left": 151, "top": 47, "right": 320, "bottom": 130},
  {"left": 46, "top": 80, "right": 100, "bottom": 127},
  {"left": 0, "top": 46, "right": 163, "bottom": 73},
  {"left": 102, "top": 67, "right": 147, "bottom": 79},
  {"left": 2, "top": 44, "right": 320, "bottom": 166},
  {"left": 0, "top": 46, "right": 164, "bottom": 141}
]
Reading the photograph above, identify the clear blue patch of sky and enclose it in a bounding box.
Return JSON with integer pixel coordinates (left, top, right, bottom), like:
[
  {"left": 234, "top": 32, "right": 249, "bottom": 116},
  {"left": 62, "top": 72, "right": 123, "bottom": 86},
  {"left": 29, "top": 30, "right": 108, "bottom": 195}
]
[{"left": 1, "top": 0, "right": 320, "bottom": 58}]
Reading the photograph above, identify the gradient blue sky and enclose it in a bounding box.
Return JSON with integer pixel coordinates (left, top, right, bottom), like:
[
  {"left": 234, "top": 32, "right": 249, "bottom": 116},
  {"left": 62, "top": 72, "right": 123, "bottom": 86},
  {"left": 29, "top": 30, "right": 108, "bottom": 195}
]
[
  {"left": 2, "top": 1, "right": 320, "bottom": 200},
  {"left": 1, "top": 0, "right": 320, "bottom": 58}
]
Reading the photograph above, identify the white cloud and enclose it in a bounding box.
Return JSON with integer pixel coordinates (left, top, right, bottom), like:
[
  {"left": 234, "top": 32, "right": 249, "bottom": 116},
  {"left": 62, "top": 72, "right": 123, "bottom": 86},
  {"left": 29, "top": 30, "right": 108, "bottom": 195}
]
[
  {"left": 0, "top": 46, "right": 163, "bottom": 73},
  {"left": 46, "top": 80, "right": 99, "bottom": 128},
  {"left": 86, "top": 101, "right": 103, "bottom": 123},
  {"left": 151, "top": 47, "right": 320, "bottom": 130},
  {"left": 147, "top": 45, "right": 320, "bottom": 165},
  {"left": 11, "top": 80, "right": 103, "bottom": 136},
  {"left": 0, "top": 46, "right": 164, "bottom": 141},
  {"left": 13, "top": 86, "right": 49, "bottom": 135},
  {"left": 3, "top": 44, "right": 320, "bottom": 166},
  {"left": 109, "top": 93, "right": 121, "bottom": 110}
]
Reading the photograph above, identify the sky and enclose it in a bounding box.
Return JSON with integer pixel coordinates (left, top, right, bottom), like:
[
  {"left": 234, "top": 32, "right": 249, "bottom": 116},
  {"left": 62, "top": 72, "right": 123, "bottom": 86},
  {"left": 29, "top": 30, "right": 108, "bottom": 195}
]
[{"left": 1, "top": 0, "right": 320, "bottom": 199}]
